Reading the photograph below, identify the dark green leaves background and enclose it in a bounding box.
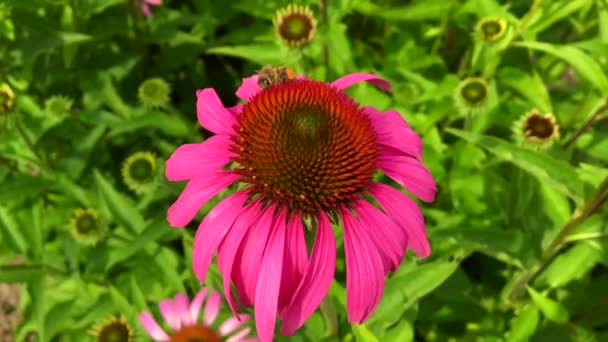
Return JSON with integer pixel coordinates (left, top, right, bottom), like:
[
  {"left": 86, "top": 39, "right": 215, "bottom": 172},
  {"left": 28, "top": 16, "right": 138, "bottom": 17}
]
[{"left": 1, "top": 0, "right": 607, "bottom": 341}]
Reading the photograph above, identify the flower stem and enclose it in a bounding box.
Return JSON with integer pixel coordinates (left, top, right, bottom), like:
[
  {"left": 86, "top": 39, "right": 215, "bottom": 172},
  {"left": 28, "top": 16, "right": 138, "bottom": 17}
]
[
  {"left": 508, "top": 176, "right": 608, "bottom": 300},
  {"left": 319, "top": 0, "right": 329, "bottom": 80},
  {"left": 562, "top": 98, "right": 608, "bottom": 149}
]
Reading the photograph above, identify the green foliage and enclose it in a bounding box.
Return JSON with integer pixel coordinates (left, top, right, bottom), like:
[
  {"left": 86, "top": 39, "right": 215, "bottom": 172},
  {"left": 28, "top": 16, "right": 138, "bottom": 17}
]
[{"left": 1, "top": 0, "right": 607, "bottom": 341}]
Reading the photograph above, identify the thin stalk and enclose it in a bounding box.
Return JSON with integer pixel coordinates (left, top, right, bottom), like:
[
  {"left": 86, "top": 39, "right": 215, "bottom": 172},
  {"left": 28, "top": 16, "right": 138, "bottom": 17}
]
[
  {"left": 509, "top": 176, "right": 608, "bottom": 300},
  {"left": 562, "top": 99, "right": 608, "bottom": 149}
]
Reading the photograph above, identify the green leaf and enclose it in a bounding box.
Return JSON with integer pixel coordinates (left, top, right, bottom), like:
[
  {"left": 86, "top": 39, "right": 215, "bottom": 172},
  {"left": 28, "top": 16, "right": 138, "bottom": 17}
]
[
  {"left": 206, "top": 44, "right": 282, "bottom": 65},
  {"left": 539, "top": 182, "right": 571, "bottom": 227},
  {"left": 499, "top": 67, "right": 553, "bottom": 113},
  {"left": 94, "top": 170, "right": 145, "bottom": 235},
  {"left": 17, "top": 32, "right": 92, "bottom": 62},
  {"left": 526, "top": 287, "right": 570, "bottom": 323},
  {"left": 507, "top": 305, "right": 540, "bottom": 342},
  {"left": 107, "top": 111, "right": 192, "bottom": 138},
  {"left": 0, "top": 265, "right": 45, "bottom": 282},
  {"left": 447, "top": 129, "right": 587, "bottom": 204},
  {"left": 352, "top": 324, "right": 380, "bottom": 342},
  {"left": 353, "top": 0, "right": 449, "bottom": 21},
  {"left": 525, "top": 0, "right": 592, "bottom": 35},
  {"left": 538, "top": 242, "right": 602, "bottom": 288},
  {"left": 382, "top": 321, "right": 414, "bottom": 342},
  {"left": 513, "top": 41, "right": 608, "bottom": 93},
  {"left": 600, "top": 1, "right": 608, "bottom": 43},
  {"left": 0, "top": 206, "right": 28, "bottom": 253}
]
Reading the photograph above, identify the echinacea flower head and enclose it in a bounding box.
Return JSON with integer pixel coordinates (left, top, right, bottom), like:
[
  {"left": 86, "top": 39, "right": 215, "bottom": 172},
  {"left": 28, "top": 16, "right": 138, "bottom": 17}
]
[
  {"left": 69, "top": 208, "right": 106, "bottom": 246},
  {"left": 44, "top": 95, "right": 73, "bottom": 117},
  {"left": 138, "top": 78, "right": 171, "bottom": 109},
  {"left": 475, "top": 17, "right": 508, "bottom": 43},
  {"left": 513, "top": 108, "right": 560, "bottom": 149},
  {"left": 139, "top": 287, "right": 256, "bottom": 342},
  {"left": 165, "top": 69, "right": 437, "bottom": 341},
  {"left": 122, "top": 151, "right": 158, "bottom": 194},
  {"left": 89, "top": 315, "right": 134, "bottom": 342},
  {"left": 273, "top": 4, "right": 317, "bottom": 48},
  {"left": 139, "top": 0, "right": 162, "bottom": 18},
  {"left": 454, "top": 77, "right": 490, "bottom": 115}
]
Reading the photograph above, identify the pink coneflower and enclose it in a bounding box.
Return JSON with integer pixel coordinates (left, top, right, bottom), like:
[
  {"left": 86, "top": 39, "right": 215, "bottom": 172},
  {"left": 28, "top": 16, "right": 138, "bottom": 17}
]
[
  {"left": 139, "top": 287, "right": 257, "bottom": 342},
  {"left": 140, "top": 0, "right": 161, "bottom": 17},
  {"left": 166, "top": 70, "right": 437, "bottom": 341}
]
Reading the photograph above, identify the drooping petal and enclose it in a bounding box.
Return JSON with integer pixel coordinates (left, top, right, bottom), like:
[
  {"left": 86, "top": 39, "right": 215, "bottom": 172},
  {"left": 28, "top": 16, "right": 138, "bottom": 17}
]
[
  {"left": 236, "top": 75, "right": 261, "bottom": 101},
  {"left": 139, "top": 312, "right": 169, "bottom": 341},
  {"left": 232, "top": 205, "right": 276, "bottom": 306},
  {"left": 254, "top": 209, "right": 287, "bottom": 342},
  {"left": 364, "top": 106, "right": 422, "bottom": 159},
  {"left": 173, "top": 293, "right": 192, "bottom": 326},
  {"left": 280, "top": 211, "right": 336, "bottom": 335},
  {"left": 204, "top": 291, "right": 222, "bottom": 326},
  {"left": 278, "top": 213, "right": 308, "bottom": 310},
  {"left": 159, "top": 299, "right": 181, "bottom": 330},
  {"left": 167, "top": 171, "right": 240, "bottom": 227},
  {"left": 188, "top": 288, "right": 208, "bottom": 324},
  {"left": 353, "top": 199, "right": 407, "bottom": 272},
  {"left": 145, "top": 0, "right": 162, "bottom": 5},
  {"left": 217, "top": 201, "right": 262, "bottom": 313},
  {"left": 196, "top": 88, "right": 237, "bottom": 135},
  {"left": 219, "top": 314, "right": 250, "bottom": 336},
  {"left": 377, "top": 153, "right": 437, "bottom": 203},
  {"left": 226, "top": 328, "right": 254, "bottom": 342},
  {"left": 369, "top": 182, "right": 431, "bottom": 258},
  {"left": 165, "top": 135, "right": 234, "bottom": 181},
  {"left": 331, "top": 73, "right": 392, "bottom": 92},
  {"left": 341, "top": 208, "right": 385, "bottom": 324},
  {"left": 140, "top": 3, "right": 152, "bottom": 17},
  {"left": 228, "top": 103, "right": 244, "bottom": 116},
  {"left": 192, "top": 191, "right": 248, "bottom": 282}
]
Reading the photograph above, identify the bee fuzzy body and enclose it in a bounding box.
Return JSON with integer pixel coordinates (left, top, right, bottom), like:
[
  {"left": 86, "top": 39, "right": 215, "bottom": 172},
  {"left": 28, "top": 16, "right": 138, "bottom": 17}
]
[{"left": 256, "top": 65, "right": 296, "bottom": 89}]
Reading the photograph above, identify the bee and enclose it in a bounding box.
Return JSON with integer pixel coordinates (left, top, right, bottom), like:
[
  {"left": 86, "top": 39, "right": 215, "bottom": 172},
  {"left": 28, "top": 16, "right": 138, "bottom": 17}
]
[{"left": 256, "top": 65, "right": 296, "bottom": 89}]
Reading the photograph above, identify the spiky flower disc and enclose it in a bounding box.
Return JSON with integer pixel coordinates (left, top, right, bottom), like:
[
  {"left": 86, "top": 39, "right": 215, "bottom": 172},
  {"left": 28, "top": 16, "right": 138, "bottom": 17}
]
[
  {"left": 69, "top": 208, "right": 106, "bottom": 246},
  {"left": 232, "top": 79, "right": 378, "bottom": 215},
  {"left": 89, "top": 315, "right": 134, "bottom": 342},
  {"left": 273, "top": 4, "right": 318, "bottom": 48},
  {"left": 454, "top": 77, "right": 490, "bottom": 114},
  {"left": 44, "top": 95, "right": 73, "bottom": 116},
  {"left": 138, "top": 78, "right": 171, "bottom": 109},
  {"left": 513, "top": 108, "right": 560, "bottom": 149},
  {"left": 475, "top": 17, "right": 507, "bottom": 43},
  {"left": 121, "top": 151, "right": 158, "bottom": 193}
]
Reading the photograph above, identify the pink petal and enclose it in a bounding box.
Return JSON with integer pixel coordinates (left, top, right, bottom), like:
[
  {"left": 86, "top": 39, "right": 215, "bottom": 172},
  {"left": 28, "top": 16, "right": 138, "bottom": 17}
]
[
  {"left": 139, "top": 312, "right": 169, "bottom": 341},
  {"left": 377, "top": 153, "right": 437, "bottom": 203},
  {"left": 331, "top": 73, "right": 392, "bottom": 92},
  {"left": 196, "top": 88, "right": 237, "bottom": 136},
  {"left": 227, "top": 327, "right": 254, "bottom": 342},
  {"left": 219, "top": 314, "right": 250, "bottom": 336},
  {"left": 228, "top": 103, "right": 243, "bottom": 116},
  {"left": 369, "top": 182, "right": 431, "bottom": 258},
  {"left": 140, "top": 3, "right": 152, "bottom": 17},
  {"left": 278, "top": 214, "right": 308, "bottom": 310},
  {"left": 159, "top": 299, "right": 181, "bottom": 330},
  {"left": 189, "top": 287, "right": 208, "bottom": 323},
  {"left": 236, "top": 75, "right": 261, "bottom": 101},
  {"left": 365, "top": 106, "right": 422, "bottom": 159},
  {"left": 167, "top": 170, "right": 240, "bottom": 227},
  {"left": 280, "top": 211, "right": 336, "bottom": 335},
  {"left": 173, "top": 293, "right": 192, "bottom": 326},
  {"left": 165, "top": 135, "right": 234, "bottom": 182},
  {"left": 232, "top": 205, "right": 276, "bottom": 306},
  {"left": 145, "top": 0, "right": 162, "bottom": 4},
  {"left": 254, "top": 209, "right": 287, "bottom": 342},
  {"left": 204, "top": 291, "right": 222, "bottom": 326},
  {"left": 341, "top": 208, "right": 385, "bottom": 323},
  {"left": 218, "top": 201, "right": 262, "bottom": 313},
  {"left": 192, "top": 191, "right": 248, "bottom": 282}
]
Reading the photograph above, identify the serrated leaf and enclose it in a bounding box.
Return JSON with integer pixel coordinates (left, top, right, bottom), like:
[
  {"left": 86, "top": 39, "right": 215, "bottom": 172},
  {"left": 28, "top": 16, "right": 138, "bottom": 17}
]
[
  {"left": 508, "top": 305, "right": 540, "bottom": 342},
  {"left": 447, "top": 129, "right": 587, "bottom": 204},
  {"left": 513, "top": 41, "right": 608, "bottom": 93},
  {"left": 527, "top": 287, "right": 570, "bottom": 323},
  {"left": 94, "top": 170, "right": 145, "bottom": 235}
]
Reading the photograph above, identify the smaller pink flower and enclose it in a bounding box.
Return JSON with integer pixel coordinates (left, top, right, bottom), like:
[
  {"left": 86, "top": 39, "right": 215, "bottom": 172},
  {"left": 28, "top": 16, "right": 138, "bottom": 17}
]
[
  {"left": 140, "top": 0, "right": 162, "bottom": 17},
  {"left": 139, "top": 287, "right": 258, "bottom": 342}
]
